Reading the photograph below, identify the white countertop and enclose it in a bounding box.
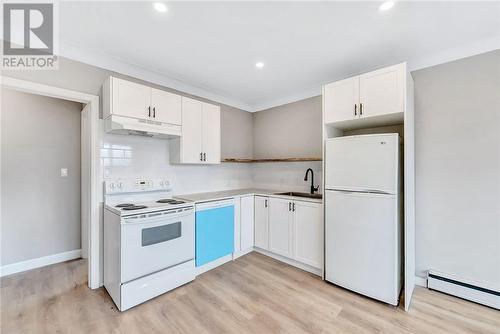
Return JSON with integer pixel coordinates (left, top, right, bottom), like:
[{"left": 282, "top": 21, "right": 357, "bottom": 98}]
[{"left": 175, "top": 188, "right": 323, "bottom": 204}]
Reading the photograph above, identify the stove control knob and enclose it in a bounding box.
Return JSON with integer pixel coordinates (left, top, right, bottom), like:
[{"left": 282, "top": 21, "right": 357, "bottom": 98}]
[{"left": 118, "top": 182, "right": 123, "bottom": 189}]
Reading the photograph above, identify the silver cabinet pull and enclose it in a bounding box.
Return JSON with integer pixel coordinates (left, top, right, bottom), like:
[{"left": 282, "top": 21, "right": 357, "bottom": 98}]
[
  {"left": 354, "top": 104, "right": 357, "bottom": 116},
  {"left": 153, "top": 106, "right": 156, "bottom": 118},
  {"left": 288, "top": 202, "right": 292, "bottom": 211},
  {"left": 203, "top": 153, "right": 206, "bottom": 161},
  {"left": 148, "top": 106, "right": 151, "bottom": 117},
  {"left": 360, "top": 103, "right": 363, "bottom": 116},
  {"left": 200, "top": 152, "right": 203, "bottom": 161}
]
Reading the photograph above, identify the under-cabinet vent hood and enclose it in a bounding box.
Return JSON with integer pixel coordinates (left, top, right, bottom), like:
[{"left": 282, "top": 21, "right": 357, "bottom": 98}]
[{"left": 104, "top": 115, "right": 181, "bottom": 139}]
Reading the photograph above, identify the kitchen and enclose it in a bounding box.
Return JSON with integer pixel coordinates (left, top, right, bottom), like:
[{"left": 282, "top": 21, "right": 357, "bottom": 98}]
[{"left": 1, "top": 1, "right": 499, "bottom": 333}]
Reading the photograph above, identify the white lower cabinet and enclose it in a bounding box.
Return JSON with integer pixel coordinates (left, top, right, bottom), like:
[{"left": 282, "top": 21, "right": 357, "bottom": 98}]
[
  {"left": 265, "top": 197, "right": 323, "bottom": 271},
  {"left": 293, "top": 201, "right": 323, "bottom": 268},
  {"left": 254, "top": 196, "right": 269, "bottom": 250},
  {"left": 268, "top": 198, "right": 293, "bottom": 258},
  {"left": 240, "top": 196, "right": 255, "bottom": 251}
]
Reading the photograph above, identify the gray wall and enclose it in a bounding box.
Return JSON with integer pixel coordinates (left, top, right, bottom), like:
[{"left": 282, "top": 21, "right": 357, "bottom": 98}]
[
  {"left": 253, "top": 96, "right": 322, "bottom": 159},
  {"left": 1, "top": 89, "right": 82, "bottom": 265},
  {"left": 221, "top": 105, "right": 254, "bottom": 159},
  {"left": 413, "top": 50, "right": 500, "bottom": 287}
]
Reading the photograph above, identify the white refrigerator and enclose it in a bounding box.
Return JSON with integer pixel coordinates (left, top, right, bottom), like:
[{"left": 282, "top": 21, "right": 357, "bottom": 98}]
[{"left": 324, "top": 133, "right": 402, "bottom": 306}]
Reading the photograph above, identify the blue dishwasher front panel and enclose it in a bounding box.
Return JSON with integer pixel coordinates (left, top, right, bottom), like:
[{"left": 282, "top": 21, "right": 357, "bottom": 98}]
[{"left": 195, "top": 205, "right": 234, "bottom": 267}]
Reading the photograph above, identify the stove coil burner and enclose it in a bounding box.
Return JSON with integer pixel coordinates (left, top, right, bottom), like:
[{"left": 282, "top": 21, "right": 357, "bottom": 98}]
[
  {"left": 115, "top": 203, "right": 134, "bottom": 208},
  {"left": 121, "top": 205, "right": 148, "bottom": 211},
  {"left": 156, "top": 199, "right": 185, "bottom": 204}
]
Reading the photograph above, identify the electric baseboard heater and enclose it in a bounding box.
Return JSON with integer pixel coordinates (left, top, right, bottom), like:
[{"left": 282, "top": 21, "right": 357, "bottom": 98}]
[{"left": 427, "top": 270, "right": 500, "bottom": 310}]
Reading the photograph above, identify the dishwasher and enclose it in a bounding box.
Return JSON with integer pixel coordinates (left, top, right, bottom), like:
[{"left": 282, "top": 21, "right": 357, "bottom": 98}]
[{"left": 195, "top": 199, "right": 234, "bottom": 267}]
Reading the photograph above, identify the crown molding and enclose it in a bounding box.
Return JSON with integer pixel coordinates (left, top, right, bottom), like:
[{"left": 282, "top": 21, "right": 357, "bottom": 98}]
[{"left": 58, "top": 41, "right": 254, "bottom": 112}]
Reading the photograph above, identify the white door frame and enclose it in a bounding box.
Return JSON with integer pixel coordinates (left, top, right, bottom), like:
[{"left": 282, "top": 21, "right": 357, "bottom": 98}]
[{"left": 1, "top": 76, "right": 101, "bottom": 289}]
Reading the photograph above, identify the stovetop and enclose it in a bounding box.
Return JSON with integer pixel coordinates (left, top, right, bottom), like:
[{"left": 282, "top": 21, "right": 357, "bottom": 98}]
[{"left": 104, "top": 178, "right": 194, "bottom": 216}]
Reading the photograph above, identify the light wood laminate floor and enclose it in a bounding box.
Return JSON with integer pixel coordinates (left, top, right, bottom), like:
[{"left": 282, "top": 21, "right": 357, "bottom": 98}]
[{"left": 1, "top": 252, "right": 498, "bottom": 334}]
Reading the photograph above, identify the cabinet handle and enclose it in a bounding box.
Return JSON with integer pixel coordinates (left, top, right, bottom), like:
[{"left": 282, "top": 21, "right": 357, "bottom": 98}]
[
  {"left": 288, "top": 202, "right": 292, "bottom": 211},
  {"left": 354, "top": 104, "right": 357, "bottom": 116},
  {"left": 148, "top": 106, "right": 151, "bottom": 117},
  {"left": 203, "top": 153, "right": 206, "bottom": 161},
  {"left": 293, "top": 203, "right": 295, "bottom": 212},
  {"left": 265, "top": 199, "right": 268, "bottom": 208},
  {"left": 200, "top": 152, "right": 203, "bottom": 161},
  {"left": 153, "top": 107, "right": 156, "bottom": 118},
  {"left": 360, "top": 103, "right": 363, "bottom": 116}
]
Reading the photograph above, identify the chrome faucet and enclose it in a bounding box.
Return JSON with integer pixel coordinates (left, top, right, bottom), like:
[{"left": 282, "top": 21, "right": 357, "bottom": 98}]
[{"left": 304, "top": 168, "right": 319, "bottom": 194}]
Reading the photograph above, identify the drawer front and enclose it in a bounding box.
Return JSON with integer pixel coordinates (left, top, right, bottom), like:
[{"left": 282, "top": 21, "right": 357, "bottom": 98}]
[
  {"left": 120, "top": 260, "right": 195, "bottom": 311},
  {"left": 195, "top": 205, "right": 234, "bottom": 266}
]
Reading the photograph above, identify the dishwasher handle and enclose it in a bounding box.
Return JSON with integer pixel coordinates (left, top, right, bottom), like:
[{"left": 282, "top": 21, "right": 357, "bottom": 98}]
[{"left": 195, "top": 199, "right": 234, "bottom": 211}]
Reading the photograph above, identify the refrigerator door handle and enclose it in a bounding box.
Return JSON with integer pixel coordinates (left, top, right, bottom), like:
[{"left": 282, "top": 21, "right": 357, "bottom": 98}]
[{"left": 328, "top": 188, "right": 394, "bottom": 195}]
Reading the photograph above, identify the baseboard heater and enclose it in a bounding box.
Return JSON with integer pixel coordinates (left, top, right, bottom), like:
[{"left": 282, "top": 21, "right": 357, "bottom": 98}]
[{"left": 427, "top": 270, "right": 500, "bottom": 310}]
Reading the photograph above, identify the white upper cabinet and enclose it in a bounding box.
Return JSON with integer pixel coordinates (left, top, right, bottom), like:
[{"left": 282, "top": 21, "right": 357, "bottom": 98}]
[
  {"left": 254, "top": 196, "right": 269, "bottom": 250},
  {"left": 323, "top": 63, "right": 406, "bottom": 128},
  {"left": 268, "top": 198, "right": 293, "bottom": 258},
  {"left": 178, "top": 97, "right": 203, "bottom": 163},
  {"left": 170, "top": 97, "right": 221, "bottom": 164},
  {"left": 201, "top": 102, "right": 221, "bottom": 164},
  {"left": 109, "top": 77, "right": 151, "bottom": 120},
  {"left": 359, "top": 64, "right": 404, "bottom": 118},
  {"left": 150, "top": 88, "right": 182, "bottom": 125},
  {"left": 104, "top": 77, "right": 182, "bottom": 124},
  {"left": 324, "top": 77, "right": 359, "bottom": 124}
]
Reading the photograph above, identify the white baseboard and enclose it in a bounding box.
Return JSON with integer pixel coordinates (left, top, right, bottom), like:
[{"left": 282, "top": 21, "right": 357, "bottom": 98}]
[
  {"left": 0, "top": 249, "right": 82, "bottom": 277},
  {"left": 233, "top": 247, "right": 254, "bottom": 260},
  {"left": 415, "top": 275, "right": 428, "bottom": 288},
  {"left": 254, "top": 248, "right": 322, "bottom": 276},
  {"left": 195, "top": 254, "right": 233, "bottom": 276}
]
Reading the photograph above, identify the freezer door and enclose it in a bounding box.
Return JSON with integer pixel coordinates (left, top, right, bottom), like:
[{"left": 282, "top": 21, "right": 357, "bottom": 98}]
[
  {"left": 325, "top": 190, "right": 401, "bottom": 305},
  {"left": 325, "top": 134, "right": 399, "bottom": 194}
]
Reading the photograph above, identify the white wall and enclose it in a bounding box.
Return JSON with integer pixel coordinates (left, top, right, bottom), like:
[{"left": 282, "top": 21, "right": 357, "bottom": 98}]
[
  {"left": 1, "top": 89, "right": 82, "bottom": 265},
  {"left": 413, "top": 50, "right": 500, "bottom": 288},
  {"left": 252, "top": 161, "right": 322, "bottom": 193}
]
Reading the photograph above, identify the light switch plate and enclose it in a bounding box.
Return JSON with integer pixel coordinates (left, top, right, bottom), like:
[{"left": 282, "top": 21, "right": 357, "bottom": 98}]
[{"left": 60, "top": 168, "right": 68, "bottom": 177}]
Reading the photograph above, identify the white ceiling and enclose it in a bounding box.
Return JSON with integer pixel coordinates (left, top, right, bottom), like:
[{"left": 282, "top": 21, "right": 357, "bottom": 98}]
[{"left": 59, "top": 1, "right": 500, "bottom": 111}]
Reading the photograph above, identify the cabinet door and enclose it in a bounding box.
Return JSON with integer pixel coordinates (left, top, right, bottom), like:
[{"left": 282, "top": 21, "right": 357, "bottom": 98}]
[
  {"left": 180, "top": 97, "right": 203, "bottom": 163},
  {"left": 201, "top": 103, "right": 221, "bottom": 164},
  {"left": 323, "top": 77, "right": 359, "bottom": 124},
  {"left": 268, "top": 198, "right": 293, "bottom": 258},
  {"left": 293, "top": 201, "right": 323, "bottom": 268},
  {"left": 240, "top": 196, "right": 255, "bottom": 251},
  {"left": 359, "top": 63, "right": 404, "bottom": 118},
  {"left": 112, "top": 77, "right": 150, "bottom": 119},
  {"left": 233, "top": 197, "right": 241, "bottom": 253},
  {"left": 150, "top": 88, "right": 181, "bottom": 125},
  {"left": 254, "top": 196, "right": 269, "bottom": 250}
]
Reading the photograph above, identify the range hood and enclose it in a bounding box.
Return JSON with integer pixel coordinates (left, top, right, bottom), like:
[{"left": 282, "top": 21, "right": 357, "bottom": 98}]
[{"left": 104, "top": 115, "right": 181, "bottom": 139}]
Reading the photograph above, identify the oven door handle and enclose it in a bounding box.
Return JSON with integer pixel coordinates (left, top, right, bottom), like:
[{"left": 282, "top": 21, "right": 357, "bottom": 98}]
[{"left": 123, "top": 209, "right": 193, "bottom": 225}]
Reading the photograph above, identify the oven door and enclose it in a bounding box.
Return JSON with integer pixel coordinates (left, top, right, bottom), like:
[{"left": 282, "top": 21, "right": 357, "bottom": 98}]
[{"left": 120, "top": 207, "right": 195, "bottom": 283}]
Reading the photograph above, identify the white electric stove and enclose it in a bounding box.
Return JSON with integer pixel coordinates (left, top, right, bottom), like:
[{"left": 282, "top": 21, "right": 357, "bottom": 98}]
[{"left": 104, "top": 178, "right": 196, "bottom": 311}]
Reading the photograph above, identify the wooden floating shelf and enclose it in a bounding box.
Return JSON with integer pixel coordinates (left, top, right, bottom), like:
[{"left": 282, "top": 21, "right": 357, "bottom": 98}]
[{"left": 222, "top": 158, "right": 322, "bottom": 163}]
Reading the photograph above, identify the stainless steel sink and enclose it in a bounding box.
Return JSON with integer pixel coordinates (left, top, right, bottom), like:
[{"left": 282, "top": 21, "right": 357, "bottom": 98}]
[{"left": 274, "top": 192, "right": 322, "bottom": 199}]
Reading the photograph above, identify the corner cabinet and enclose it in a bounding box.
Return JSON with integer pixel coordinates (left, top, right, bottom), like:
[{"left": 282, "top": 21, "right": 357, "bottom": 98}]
[
  {"left": 323, "top": 63, "right": 405, "bottom": 128},
  {"left": 170, "top": 97, "right": 221, "bottom": 164}
]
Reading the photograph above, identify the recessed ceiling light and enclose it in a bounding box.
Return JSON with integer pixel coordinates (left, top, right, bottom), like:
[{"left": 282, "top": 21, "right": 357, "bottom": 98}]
[
  {"left": 255, "top": 62, "right": 264, "bottom": 69},
  {"left": 379, "top": 1, "right": 395, "bottom": 11},
  {"left": 153, "top": 2, "right": 168, "bottom": 13}
]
